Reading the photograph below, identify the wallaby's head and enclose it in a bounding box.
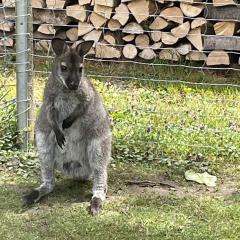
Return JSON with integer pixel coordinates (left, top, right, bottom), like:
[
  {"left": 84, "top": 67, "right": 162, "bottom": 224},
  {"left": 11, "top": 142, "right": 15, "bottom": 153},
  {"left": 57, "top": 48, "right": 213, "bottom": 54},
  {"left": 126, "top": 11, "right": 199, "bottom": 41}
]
[{"left": 51, "top": 38, "right": 94, "bottom": 91}]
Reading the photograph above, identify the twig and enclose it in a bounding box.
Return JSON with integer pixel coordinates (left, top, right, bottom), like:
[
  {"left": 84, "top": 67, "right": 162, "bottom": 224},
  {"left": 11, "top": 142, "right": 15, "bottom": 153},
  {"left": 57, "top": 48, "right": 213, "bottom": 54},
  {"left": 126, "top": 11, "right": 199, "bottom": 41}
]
[{"left": 125, "top": 180, "right": 176, "bottom": 189}]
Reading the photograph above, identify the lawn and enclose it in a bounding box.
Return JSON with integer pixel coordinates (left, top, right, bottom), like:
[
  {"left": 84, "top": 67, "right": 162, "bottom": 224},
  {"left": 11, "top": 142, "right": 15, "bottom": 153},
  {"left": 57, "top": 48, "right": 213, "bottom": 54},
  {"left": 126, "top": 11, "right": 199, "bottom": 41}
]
[{"left": 0, "top": 62, "right": 240, "bottom": 239}]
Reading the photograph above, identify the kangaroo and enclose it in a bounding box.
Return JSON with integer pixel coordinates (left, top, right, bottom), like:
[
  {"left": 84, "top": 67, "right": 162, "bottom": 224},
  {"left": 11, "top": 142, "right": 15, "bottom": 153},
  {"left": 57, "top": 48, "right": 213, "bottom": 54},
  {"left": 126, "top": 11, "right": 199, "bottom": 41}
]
[{"left": 23, "top": 38, "right": 112, "bottom": 215}]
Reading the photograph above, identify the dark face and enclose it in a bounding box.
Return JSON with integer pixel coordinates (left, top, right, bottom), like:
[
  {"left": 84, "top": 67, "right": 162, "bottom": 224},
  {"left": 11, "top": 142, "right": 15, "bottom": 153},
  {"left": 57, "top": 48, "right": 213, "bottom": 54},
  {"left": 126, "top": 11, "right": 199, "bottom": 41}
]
[{"left": 51, "top": 39, "right": 94, "bottom": 91}]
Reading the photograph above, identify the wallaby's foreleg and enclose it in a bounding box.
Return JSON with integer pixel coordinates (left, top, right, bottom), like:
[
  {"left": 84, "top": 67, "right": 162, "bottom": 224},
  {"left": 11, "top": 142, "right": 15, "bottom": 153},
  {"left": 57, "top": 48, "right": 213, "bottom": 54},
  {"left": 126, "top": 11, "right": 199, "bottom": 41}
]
[{"left": 23, "top": 132, "right": 55, "bottom": 206}]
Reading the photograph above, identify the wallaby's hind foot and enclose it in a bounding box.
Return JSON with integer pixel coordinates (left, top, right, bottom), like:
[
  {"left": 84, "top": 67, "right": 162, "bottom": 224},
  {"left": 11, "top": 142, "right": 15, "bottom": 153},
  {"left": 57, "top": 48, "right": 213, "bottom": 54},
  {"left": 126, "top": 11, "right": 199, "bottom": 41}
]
[
  {"left": 90, "top": 197, "right": 102, "bottom": 216},
  {"left": 22, "top": 189, "right": 40, "bottom": 206}
]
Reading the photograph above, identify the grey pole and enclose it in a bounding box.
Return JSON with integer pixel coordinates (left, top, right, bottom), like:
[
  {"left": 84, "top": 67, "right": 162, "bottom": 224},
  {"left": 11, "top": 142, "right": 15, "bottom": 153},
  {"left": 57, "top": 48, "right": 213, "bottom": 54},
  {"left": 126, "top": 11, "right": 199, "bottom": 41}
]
[{"left": 16, "top": 0, "right": 29, "bottom": 150}]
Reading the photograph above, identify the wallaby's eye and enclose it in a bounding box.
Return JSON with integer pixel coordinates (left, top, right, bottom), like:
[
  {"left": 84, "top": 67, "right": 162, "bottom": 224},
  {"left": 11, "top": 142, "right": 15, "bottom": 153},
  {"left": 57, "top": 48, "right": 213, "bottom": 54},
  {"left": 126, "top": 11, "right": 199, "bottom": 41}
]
[{"left": 60, "top": 64, "right": 67, "bottom": 72}]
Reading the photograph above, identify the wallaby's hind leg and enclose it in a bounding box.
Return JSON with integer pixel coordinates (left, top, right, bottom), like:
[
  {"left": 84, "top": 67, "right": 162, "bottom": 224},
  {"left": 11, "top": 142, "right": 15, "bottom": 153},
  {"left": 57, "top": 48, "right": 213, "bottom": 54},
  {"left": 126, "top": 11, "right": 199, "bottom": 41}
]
[
  {"left": 88, "top": 136, "right": 111, "bottom": 216},
  {"left": 23, "top": 131, "right": 55, "bottom": 206}
]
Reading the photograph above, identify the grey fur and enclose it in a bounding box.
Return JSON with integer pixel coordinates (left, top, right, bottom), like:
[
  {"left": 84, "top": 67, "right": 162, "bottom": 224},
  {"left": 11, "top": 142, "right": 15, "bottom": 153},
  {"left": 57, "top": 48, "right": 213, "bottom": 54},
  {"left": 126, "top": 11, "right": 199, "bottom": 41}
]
[{"left": 23, "top": 39, "right": 112, "bottom": 215}]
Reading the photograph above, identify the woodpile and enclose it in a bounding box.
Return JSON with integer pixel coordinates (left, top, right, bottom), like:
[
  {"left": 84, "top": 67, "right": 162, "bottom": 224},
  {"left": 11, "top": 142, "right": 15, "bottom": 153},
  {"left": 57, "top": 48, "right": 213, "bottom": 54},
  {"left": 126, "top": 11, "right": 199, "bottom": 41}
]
[{"left": 0, "top": 0, "right": 240, "bottom": 66}]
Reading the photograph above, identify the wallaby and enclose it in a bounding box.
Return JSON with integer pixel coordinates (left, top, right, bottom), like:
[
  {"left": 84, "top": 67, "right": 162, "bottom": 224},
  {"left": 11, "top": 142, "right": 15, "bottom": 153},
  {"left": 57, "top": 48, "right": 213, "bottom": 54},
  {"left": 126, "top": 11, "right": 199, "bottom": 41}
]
[{"left": 23, "top": 38, "right": 112, "bottom": 215}]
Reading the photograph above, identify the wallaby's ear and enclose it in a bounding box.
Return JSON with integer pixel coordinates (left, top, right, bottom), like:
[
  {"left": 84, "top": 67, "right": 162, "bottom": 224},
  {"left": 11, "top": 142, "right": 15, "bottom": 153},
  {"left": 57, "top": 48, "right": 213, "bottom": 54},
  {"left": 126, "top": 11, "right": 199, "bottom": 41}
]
[
  {"left": 51, "top": 38, "right": 69, "bottom": 56},
  {"left": 76, "top": 41, "right": 94, "bottom": 57}
]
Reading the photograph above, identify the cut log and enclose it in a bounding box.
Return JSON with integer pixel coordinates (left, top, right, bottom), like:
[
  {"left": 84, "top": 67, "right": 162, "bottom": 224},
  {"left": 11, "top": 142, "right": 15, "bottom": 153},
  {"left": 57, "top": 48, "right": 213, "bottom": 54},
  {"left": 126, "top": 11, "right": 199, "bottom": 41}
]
[
  {"left": 186, "top": 27, "right": 203, "bottom": 51},
  {"left": 122, "top": 34, "right": 135, "bottom": 42},
  {"left": 151, "top": 42, "right": 162, "bottom": 50},
  {"left": 35, "top": 40, "right": 51, "bottom": 52},
  {"left": 46, "top": 0, "right": 66, "bottom": 9},
  {"left": 112, "top": 3, "right": 129, "bottom": 26},
  {"left": 79, "top": 0, "right": 92, "bottom": 5},
  {"left": 139, "top": 48, "right": 156, "bottom": 60},
  {"left": 108, "top": 19, "right": 121, "bottom": 31},
  {"left": 83, "top": 30, "right": 102, "bottom": 43},
  {"left": 66, "top": 28, "right": 78, "bottom": 41},
  {"left": 78, "top": 22, "right": 94, "bottom": 36},
  {"left": 122, "top": 44, "right": 138, "bottom": 59},
  {"left": 37, "top": 24, "right": 56, "bottom": 35},
  {"left": 128, "top": 0, "right": 157, "bottom": 24},
  {"left": 66, "top": 5, "right": 87, "bottom": 22},
  {"left": 31, "top": 0, "right": 46, "bottom": 8},
  {"left": 180, "top": 3, "right": 204, "bottom": 17},
  {"left": 171, "top": 21, "right": 190, "bottom": 39},
  {"left": 206, "top": 50, "right": 230, "bottom": 66},
  {"left": 203, "top": 35, "right": 240, "bottom": 51},
  {"left": 94, "top": 4, "right": 112, "bottom": 19},
  {"left": 191, "top": 18, "right": 206, "bottom": 29},
  {"left": 104, "top": 32, "right": 116, "bottom": 45},
  {"left": 33, "top": 31, "right": 54, "bottom": 40},
  {"left": 150, "top": 31, "right": 162, "bottom": 42},
  {"left": 160, "top": 7, "right": 184, "bottom": 24},
  {"left": 149, "top": 17, "right": 168, "bottom": 30},
  {"left": 0, "top": 21, "right": 14, "bottom": 32},
  {"left": 159, "top": 49, "right": 181, "bottom": 61},
  {"left": 90, "top": 12, "right": 107, "bottom": 29},
  {"left": 95, "top": 0, "right": 119, "bottom": 7},
  {"left": 135, "top": 34, "right": 150, "bottom": 49},
  {"left": 176, "top": 43, "right": 192, "bottom": 55},
  {"left": 212, "top": 0, "right": 236, "bottom": 7},
  {"left": 162, "top": 32, "right": 178, "bottom": 45},
  {"left": 214, "top": 22, "right": 235, "bottom": 36},
  {"left": 96, "top": 43, "right": 121, "bottom": 58},
  {"left": 186, "top": 51, "right": 207, "bottom": 61},
  {"left": 205, "top": 5, "right": 240, "bottom": 21},
  {"left": 2, "top": 0, "right": 15, "bottom": 7},
  {"left": 123, "top": 22, "right": 144, "bottom": 34},
  {"left": 33, "top": 9, "right": 70, "bottom": 25}
]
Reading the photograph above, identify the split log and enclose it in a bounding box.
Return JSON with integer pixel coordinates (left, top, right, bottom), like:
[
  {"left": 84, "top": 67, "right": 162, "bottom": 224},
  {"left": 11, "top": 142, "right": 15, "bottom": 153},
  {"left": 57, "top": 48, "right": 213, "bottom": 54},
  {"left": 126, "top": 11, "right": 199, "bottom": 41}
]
[
  {"left": 149, "top": 17, "right": 168, "bottom": 30},
  {"left": 94, "top": 4, "right": 112, "bottom": 19},
  {"left": 0, "top": 21, "right": 14, "bottom": 32},
  {"left": 90, "top": 12, "right": 107, "bottom": 29},
  {"left": 203, "top": 35, "right": 240, "bottom": 51},
  {"left": 180, "top": 3, "right": 204, "bottom": 17},
  {"left": 2, "top": 0, "right": 15, "bottom": 7},
  {"left": 46, "top": 0, "right": 66, "bottom": 9},
  {"left": 191, "top": 18, "right": 206, "bottom": 29},
  {"left": 78, "top": 22, "right": 94, "bottom": 36},
  {"left": 162, "top": 32, "right": 178, "bottom": 45},
  {"left": 0, "top": 8, "right": 15, "bottom": 21},
  {"left": 159, "top": 49, "right": 181, "bottom": 61},
  {"left": 206, "top": 50, "right": 230, "bottom": 66},
  {"left": 96, "top": 43, "right": 121, "bottom": 58},
  {"left": 79, "top": 0, "right": 91, "bottom": 5},
  {"left": 160, "top": 7, "right": 184, "bottom": 24},
  {"left": 35, "top": 40, "right": 51, "bottom": 52},
  {"left": 186, "top": 27, "right": 203, "bottom": 51},
  {"left": 38, "top": 24, "right": 56, "bottom": 35},
  {"left": 205, "top": 5, "right": 240, "bottom": 21},
  {"left": 95, "top": 0, "right": 119, "bottom": 7},
  {"left": 0, "top": 37, "right": 13, "bottom": 47},
  {"left": 212, "top": 0, "right": 236, "bottom": 7},
  {"left": 123, "top": 44, "right": 138, "bottom": 59},
  {"left": 123, "top": 22, "right": 144, "bottom": 34},
  {"left": 66, "top": 5, "right": 87, "bottom": 22},
  {"left": 122, "top": 34, "right": 135, "bottom": 42},
  {"left": 83, "top": 30, "right": 102, "bottom": 43},
  {"left": 33, "top": 31, "right": 54, "bottom": 40},
  {"left": 31, "top": 0, "right": 46, "bottom": 8},
  {"left": 151, "top": 42, "right": 162, "bottom": 50},
  {"left": 128, "top": 0, "right": 157, "bottom": 24},
  {"left": 171, "top": 21, "right": 190, "bottom": 39},
  {"left": 186, "top": 51, "right": 207, "bottom": 61},
  {"left": 66, "top": 28, "right": 78, "bottom": 41},
  {"left": 112, "top": 3, "right": 129, "bottom": 26},
  {"left": 150, "top": 31, "right": 162, "bottom": 42},
  {"left": 33, "top": 9, "right": 70, "bottom": 25},
  {"left": 214, "top": 22, "right": 235, "bottom": 36},
  {"left": 108, "top": 19, "right": 121, "bottom": 31},
  {"left": 176, "top": 43, "right": 192, "bottom": 55},
  {"left": 135, "top": 34, "right": 150, "bottom": 49},
  {"left": 139, "top": 48, "right": 156, "bottom": 60},
  {"left": 104, "top": 32, "right": 116, "bottom": 45}
]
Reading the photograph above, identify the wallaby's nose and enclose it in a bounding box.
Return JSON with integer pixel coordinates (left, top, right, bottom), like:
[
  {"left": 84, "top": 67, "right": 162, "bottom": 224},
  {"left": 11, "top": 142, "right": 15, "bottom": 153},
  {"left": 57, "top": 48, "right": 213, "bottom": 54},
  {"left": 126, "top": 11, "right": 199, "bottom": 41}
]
[{"left": 68, "top": 81, "right": 78, "bottom": 90}]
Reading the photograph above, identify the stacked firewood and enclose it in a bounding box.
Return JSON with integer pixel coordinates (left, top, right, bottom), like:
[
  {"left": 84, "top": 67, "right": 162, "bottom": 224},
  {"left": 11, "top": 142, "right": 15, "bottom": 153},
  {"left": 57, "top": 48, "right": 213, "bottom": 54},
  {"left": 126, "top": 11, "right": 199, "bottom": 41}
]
[{"left": 0, "top": 0, "right": 240, "bottom": 66}]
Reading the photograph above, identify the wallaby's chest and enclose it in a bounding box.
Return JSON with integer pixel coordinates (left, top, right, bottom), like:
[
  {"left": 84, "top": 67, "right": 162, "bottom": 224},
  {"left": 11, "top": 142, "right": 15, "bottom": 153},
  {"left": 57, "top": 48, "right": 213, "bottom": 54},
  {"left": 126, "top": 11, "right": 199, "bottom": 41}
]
[{"left": 54, "top": 92, "right": 79, "bottom": 121}]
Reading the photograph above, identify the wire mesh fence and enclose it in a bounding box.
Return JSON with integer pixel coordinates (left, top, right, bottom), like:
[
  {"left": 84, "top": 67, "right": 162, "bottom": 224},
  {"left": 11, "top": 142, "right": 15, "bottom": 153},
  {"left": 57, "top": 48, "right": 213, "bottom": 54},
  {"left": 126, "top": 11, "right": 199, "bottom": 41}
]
[{"left": 1, "top": 0, "right": 240, "bottom": 167}]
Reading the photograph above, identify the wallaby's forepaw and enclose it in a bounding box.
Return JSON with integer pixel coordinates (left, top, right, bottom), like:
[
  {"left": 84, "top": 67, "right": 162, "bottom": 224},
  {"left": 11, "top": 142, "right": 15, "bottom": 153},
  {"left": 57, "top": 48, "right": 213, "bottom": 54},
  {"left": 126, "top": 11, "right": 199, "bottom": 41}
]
[
  {"left": 55, "top": 130, "right": 65, "bottom": 148},
  {"left": 22, "top": 189, "right": 40, "bottom": 207},
  {"left": 62, "top": 117, "right": 73, "bottom": 130},
  {"left": 90, "top": 197, "right": 102, "bottom": 216}
]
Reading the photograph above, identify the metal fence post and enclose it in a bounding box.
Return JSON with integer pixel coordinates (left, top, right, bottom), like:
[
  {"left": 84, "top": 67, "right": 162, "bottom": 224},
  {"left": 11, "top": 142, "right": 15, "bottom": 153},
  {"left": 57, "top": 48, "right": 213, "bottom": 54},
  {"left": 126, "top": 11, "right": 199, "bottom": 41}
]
[{"left": 16, "top": 0, "right": 29, "bottom": 150}]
